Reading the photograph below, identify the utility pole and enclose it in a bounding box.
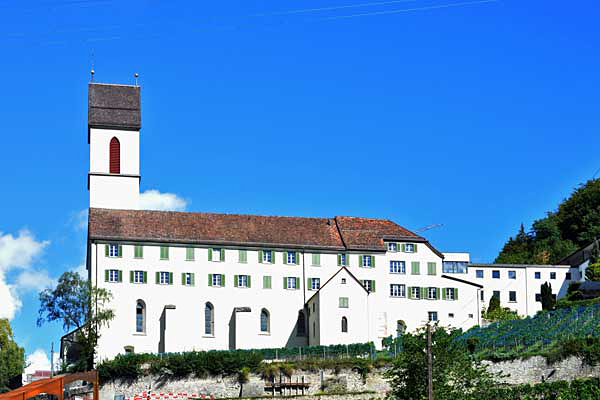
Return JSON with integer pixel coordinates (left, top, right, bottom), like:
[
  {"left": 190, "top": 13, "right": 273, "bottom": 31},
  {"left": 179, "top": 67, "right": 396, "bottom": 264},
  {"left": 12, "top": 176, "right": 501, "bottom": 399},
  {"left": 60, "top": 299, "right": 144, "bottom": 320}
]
[
  {"left": 50, "top": 342, "right": 54, "bottom": 377},
  {"left": 427, "top": 324, "right": 433, "bottom": 400}
]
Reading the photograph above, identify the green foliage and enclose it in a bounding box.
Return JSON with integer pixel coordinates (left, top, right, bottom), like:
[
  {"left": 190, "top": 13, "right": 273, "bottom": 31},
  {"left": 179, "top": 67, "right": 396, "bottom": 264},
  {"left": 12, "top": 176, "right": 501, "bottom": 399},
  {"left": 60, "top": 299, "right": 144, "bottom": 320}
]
[
  {"left": 482, "top": 295, "right": 520, "bottom": 322},
  {"left": 494, "top": 179, "right": 600, "bottom": 264},
  {"left": 0, "top": 319, "right": 25, "bottom": 393},
  {"left": 541, "top": 282, "right": 555, "bottom": 310},
  {"left": 555, "top": 296, "right": 600, "bottom": 310},
  {"left": 586, "top": 263, "right": 600, "bottom": 281},
  {"left": 37, "top": 271, "right": 115, "bottom": 370},
  {"left": 483, "top": 377, "right": 600, "bottom": 399},
  {"left": 487, "top": 295, "right": 501, "bottom": 313},
  {"left": 385, "top": 325, "right": 500, "bottom": 400}
]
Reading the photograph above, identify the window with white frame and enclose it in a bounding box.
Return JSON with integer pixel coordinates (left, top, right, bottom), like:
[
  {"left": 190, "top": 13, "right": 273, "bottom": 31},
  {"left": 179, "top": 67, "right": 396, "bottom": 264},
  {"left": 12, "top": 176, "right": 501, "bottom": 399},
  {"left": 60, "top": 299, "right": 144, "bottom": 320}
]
[
  {"left": 108, "top": 269, "right": 119, "bottom": 282},
  {"left": 390, "top": 261, "right": 406, "bottom": 274},
  {"left": 238, "top": 275, "right": 249, "bottom": 288},
  {"left": 339, "top": 297, "right": 349, "bottom": 308},
  {"left": 184, "top": 272, "right": 193, "bottom": 286},
  {"left": 390, "top": 284, "right": 406, "bottom": 298},
  {"left": 508, "top": 270, "right": 516, "bottom": 279},
  {"left": 362, "top": 280, "right": 374, "bottom": 292},
  {"left": 287, "top": 277, "right": 297, "bottom": 289},
  {"left": 411, "top": 286, "right": 421, "bottom": 299},
  {"left": 134, "top": 271, "right": 144, "bottom": 284},
  {"left": 109, "top": 244, "right": 120, "bottom": 257},
  {"left": 287, "top": 251, "right": 297, "bottom": 264},
  {"left": 428, "top": 311, "right": 438, "bottom": 321},
  {"left": 404, "top": 243, "right": 415, "bottom": 253},
  {"left": 445, "top": 287, "right": 455, "bottom": 300},
  {"left": 212, "top": 274, "right": 223, "bottom": 287},
  {"left": 159, "top": 272, "right": 170, "bottom": 285},
  {"left": 340, "top": 253, "right": 347, "bottom": 266},
  {"left": 388, "top": 243, "right": 397, "bottom": 252},
  {"left": 550, "top": 272, "right": 556, "bottom": 279},
  {"left": 428, "top": 287, "right": 437, "bottom": 300},
  {"left": 212, "top": 248, "right": 222, "bottom": 262},
  {"left": 311, "top": 278, "right": 320, "bottom": 291},
  {"left": 262, "top": 250, "right": 273, "bottom": 263},
  {"left": 362, "top": 255, "right": 373, "bottom": 268}
]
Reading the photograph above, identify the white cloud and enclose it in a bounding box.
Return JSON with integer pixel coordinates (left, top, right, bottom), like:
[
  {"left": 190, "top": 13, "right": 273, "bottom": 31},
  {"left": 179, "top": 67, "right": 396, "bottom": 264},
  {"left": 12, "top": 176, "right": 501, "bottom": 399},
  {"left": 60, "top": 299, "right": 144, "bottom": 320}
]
[
  {"left": 0, "top": 230, "right": 50, "bottom": 320},
  {"left": 72, "top": 263, "right": 87, "bottom": 279},
  {"left": 23, "top": 349, "right": 57, "bottom": 382},
  {"left": 72, "top": 209, "right": 88, "bottom": 231},
  {"left": 139, "top": 189, "right": 188, "bottom": 211}
]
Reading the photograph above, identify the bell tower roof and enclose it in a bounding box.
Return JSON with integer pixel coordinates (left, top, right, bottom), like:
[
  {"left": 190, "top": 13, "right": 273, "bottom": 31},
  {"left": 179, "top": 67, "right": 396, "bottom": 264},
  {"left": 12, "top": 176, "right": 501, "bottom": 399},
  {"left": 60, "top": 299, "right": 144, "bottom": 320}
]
[{"left": 88, "top": 83, "right": 141, "bottom": 131}]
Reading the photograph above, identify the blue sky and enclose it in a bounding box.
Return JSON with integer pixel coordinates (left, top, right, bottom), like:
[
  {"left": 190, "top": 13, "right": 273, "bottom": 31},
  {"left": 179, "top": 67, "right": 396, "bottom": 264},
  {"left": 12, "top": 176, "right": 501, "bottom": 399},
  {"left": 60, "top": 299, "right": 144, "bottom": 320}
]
[{"left": 1, "top": 0, "right": 599, "bottom": 367}]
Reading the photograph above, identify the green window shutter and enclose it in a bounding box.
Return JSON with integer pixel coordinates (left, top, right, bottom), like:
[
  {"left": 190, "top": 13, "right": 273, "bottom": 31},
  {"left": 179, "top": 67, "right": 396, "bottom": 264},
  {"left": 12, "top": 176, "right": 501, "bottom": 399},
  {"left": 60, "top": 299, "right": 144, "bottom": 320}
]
[
  {"left": 118, "top": 245, "right": 123, "bottom": 258},
  {"left": 414, "top": 244, "right": 418, "bottom": 253},
  {"left": 105, "top": 244, "right": 109, "bottom": 257},
  {"left": 359, "top": 255, "right": 364, "bottom": 267},
  {"left": 208, "top": 248, "right": 213, "bottom": 261},
  {"left": 220, "top": 249, "right": 225, "bottom": 262},
  {"left": 134, "top": 245, "right": 143, "bottom": 258},
  {"left": 143, "top": 271, "right": 147, "bottom": 284},
  {"left": 454, "top": 288, "right": 458, "bottom": 300},
  {"left": 371, "top": 280, "right": 376, "bottom": 293},
  {"left": 263, "top": 276, "right": 271, "bottom": 289},
  {"left": 307, "top": 278, "right": 312, "bottom": 288},
  {"left": 118, "top": 270, "right": 122, "bottom": 282},
  {"left": 247, "top": 276, "right": 251, "bottom": 288},
  {"left": 104, "top": 270, "right": 109, "bottom": 282},
  {"left": 156, "top": 272, "right": 160, "bottom": 284},
  {"left": 421, "top": 287, "right": 426, "bottom": 299},
  {"left": 401, "top": 244, "right": 406, "bottom": 252},
  {"left": 186, "top": 248, "right": 194, "bottom": 261},
  {"left": 372, "top": 256, "right": 376, "bottom": 268},
  {"left": 169, "top": 272, "right": 173, "bottom": 285},
  {"left": 130, "top": 271, "right": 134, "bottom": 283},
  {"left": 442, "top": 288, "right": 447, "bottom": 300},
  {"left": 436, "top": 288, "right": 440, "bottom": 300},
  {"left": 428, "top": 262, "right": 436, "bottom": 275},
  {"left": 283, "top": 251, "right": 288, "bottom": 265},
  {"left": 295, "top": 252, "right": 300, "bottom": 265},
  {"left": 191, "top": 273, "right": 195, "bottom": 286},
  {"left": 208, "top": 274, "right": 213, "bottom": 286},
  {"left": 396, "top": 242, "right": 401, "bottom": 250},
  {"left": 411, "top": 261, "right": 420, "bottom": 275},
  {"left": 295, "top": 277, "right": 300, "bottom": 289},
  {"left": 263, "top": 276, "right": 267, "bottom": 288},
  {"left": 234, "top": 275, "right": 239, "bottom": 287},
  {"left": 239, "top": 250, "right": 247, "bottom": 263},
  {"left": 182, "top": 273, "right": 186, "bottom": 285},
  {"left": 345, "top": 253, "right": 350, "bottom": 266},
  {"left": 283, "top": 277, "right": 288, "bottom": 289},
  {"left": 407, "top": 286, "right": 412, "bottom": 299},
  {"left": 221, "top": 274, "right": 225, "bottom": 287},
  {"left": 337, "top": 254, "right": 341, "bottom": 266},
  {"left": 259, "top": 250, "right": 263, "bottom": 263}
]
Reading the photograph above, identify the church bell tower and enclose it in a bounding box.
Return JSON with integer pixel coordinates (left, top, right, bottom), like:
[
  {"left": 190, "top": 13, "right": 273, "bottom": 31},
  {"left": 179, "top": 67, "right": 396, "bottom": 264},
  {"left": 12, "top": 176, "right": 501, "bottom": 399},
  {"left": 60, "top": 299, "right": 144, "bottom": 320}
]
[{"left": 88, "top": 82, "right": 141, "bottom": 210}]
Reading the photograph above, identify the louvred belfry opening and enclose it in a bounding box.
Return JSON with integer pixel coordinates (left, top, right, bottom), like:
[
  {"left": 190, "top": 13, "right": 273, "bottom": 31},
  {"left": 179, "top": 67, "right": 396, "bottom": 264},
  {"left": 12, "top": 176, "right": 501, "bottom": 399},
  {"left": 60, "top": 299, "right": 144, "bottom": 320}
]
[{"left": 109, "top": 137, "right": 120, "bottom": 174}]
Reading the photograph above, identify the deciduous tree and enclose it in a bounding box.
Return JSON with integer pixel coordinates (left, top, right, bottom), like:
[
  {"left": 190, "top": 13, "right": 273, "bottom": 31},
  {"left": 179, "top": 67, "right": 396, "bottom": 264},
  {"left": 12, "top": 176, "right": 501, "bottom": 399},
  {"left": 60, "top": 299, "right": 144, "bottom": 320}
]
[{"left": 0, "top": 319, "right": 25, "bottom": 393}]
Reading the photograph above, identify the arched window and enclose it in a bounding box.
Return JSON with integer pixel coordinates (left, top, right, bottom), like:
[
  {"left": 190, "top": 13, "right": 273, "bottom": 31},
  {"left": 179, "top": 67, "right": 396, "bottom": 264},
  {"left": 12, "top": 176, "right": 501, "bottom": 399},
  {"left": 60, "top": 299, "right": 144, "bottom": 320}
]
[
  {"left": 341, "top": 316, "right": 348, "bottom": 333},
  {"left": 260, "top": 309, "right": 270, "bottom": 333},
  {"left": 205, "top": 302, "right": 214, "bottom": 336},
  {"left": 136, "top": 300, "right": 146, "bottom": 333},
  {"left": 109, "top": 137, "right": 120, "bottom": 174},
  {"left": 296, "top": 311, "right": 306, "bottom": 336}
]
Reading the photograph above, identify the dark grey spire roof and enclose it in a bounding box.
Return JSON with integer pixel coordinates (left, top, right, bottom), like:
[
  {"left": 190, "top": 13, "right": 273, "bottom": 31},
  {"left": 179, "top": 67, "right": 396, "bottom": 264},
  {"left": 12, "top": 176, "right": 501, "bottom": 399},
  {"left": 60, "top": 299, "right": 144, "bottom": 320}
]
[{"left": 88, "top": 83, "right": 141, "bottom": 130}]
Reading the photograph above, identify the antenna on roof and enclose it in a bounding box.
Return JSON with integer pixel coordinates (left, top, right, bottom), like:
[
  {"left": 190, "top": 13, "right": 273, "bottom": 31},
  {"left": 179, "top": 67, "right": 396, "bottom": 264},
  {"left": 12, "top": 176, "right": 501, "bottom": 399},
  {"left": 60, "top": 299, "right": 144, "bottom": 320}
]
[
  {"left": 134, "top": 73, "right": 139, "bottom": 86},
  {"left": 416, "top": 224, "right": 443, "bottom": 233},
  {"left": 90, "top": 48, "right": 95, "bottom": 82}
]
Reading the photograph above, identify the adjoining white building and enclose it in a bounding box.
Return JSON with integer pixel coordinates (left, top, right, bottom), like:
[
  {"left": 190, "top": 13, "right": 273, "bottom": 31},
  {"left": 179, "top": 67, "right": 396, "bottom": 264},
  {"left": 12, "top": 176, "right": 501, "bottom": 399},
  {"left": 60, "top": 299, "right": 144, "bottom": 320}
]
[{"left": 80, "top": 82, "right": 577, "bottom": 363}]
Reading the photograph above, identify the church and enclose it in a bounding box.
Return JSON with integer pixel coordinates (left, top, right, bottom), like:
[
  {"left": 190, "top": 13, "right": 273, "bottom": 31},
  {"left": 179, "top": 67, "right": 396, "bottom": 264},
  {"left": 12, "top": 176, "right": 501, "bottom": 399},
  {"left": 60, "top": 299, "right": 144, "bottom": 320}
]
[{"left": 82, "top": 82, "right": 575, "bottom": 363}]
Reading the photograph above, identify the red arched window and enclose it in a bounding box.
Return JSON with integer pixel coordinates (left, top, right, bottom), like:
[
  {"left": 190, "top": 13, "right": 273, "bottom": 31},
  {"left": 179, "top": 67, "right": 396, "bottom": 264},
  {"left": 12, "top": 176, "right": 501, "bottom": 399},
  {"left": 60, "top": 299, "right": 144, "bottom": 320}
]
[{"left": 109, "top": 137, "right": 120, "bottom": 174}]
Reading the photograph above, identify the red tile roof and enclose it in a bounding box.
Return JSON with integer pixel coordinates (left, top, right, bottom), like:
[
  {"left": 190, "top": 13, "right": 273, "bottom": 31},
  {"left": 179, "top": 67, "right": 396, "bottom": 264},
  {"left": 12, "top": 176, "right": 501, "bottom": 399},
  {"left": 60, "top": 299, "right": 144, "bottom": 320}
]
[{"left": 88, "top": 208, "right": 430, "bottom": 252}]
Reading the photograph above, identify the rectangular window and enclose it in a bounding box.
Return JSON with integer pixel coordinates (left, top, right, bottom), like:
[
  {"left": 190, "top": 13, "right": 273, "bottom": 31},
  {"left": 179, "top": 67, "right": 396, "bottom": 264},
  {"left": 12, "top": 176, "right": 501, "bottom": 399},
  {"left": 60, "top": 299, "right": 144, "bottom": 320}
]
[
  {"left": 535, "top": 293, "right": 541, "bottom": 302},
  {"left": 535, "top": 272, "right": 541, "bottom": 279},
  {"left": 108, "top": 244, "right": 120, "bottom": 257},
  {"left": 286, "top": 277, "right": 298, "bottom": 289},
  {"left": 448, "top": 313, "right": 454, "bottom": 318},
  {"left": 263, "top": 276, "right": 272, "bottom": 289},
  {"left": 508, "top": 270, "right": 516, "bottom": 279},
  {"left": 287, "top": 251, "right": 298, "bottom": 265},
  {"left": 390, "top": 284, "right": 406, "bottom": 298},
  {"left": 311, "top": 253, "right": 320, "bottom": 266},
  {"left": 239, "top": 249, "right": 247, "bottom": 263},
  {"left": 237, "top": 275, "right": 249, "bottom": 288},
  {"left": 341, "top": 278, "right": 346, "bottom": 284},
  {"left": 388, "top": 242, "right": 397, "bottom": 252},
  {"left": 182, "top": 272, "right": 194, "bottom": 286},
  {"left": 390, "top": 261, "right": 406, "bottom": 274},
  {"left": 362, "top": 280, "right": 375, "bottom": 292},
  {"left": 159, "top": 271, "right": 170, "bottom": 285},
  {"left": 509, "top": 291, "right": 517, "bottom": 302},
  {"left": 212, "top": 274, "right": 223, "bottom": 287},
  {"left": 186, "top": 247, "right": 195, "bottom": 261},
  {"left": 566, "top": 272, "right": 572, "bottom": 280},
  {"left": 339, "top": 297, "right": 349, "bottom": 308},
  {"left": 427, "top": 262, "right": 437, "bottom": 275},
  {"left": 404, "top": 243, "right": 415, "bottom": 253},
  {"left": 411, "top": 261, "right": 420, "bottom": 275},
  {"left": 134, "top": 245, "right": 143, "bottom": 259},
  {"left": 160, "top": 246, "right": 169, "bottom": 260},
  {"left": 108, "top": 269, "right": 120, "bottom": 283},
  {"left": 362, "top": 255, "right": 373, "bottom": 268},
  {"left": 445, "top": 288, "right": 455, "bottom": 300},
  {"left": 480, "top": 290, "right": 484, "bottom": 301},
  {"left": 493, "top": 290, "right": 500, "bottom": 300},
  {"left": 339, "top": 253, "right": 348, "bottom": 266},
  {"left": 411, "top": 286, "right": 421, "bottom": 299},
  {"left": 492, "top": 270, "right": 500, "bottom": 279},
  {"left": 428, "top": 311, "right": 438, "bottom": 322},
  {"left": 133, "top": 270, "right": 145, "bottom": 284},
  {"left": 262, "top": 250, "right": 273, "bottom": 263},
  {"left": 550, "top": 272, "right": 556, "bottom": 279},
  {"left": 212, "top": 248, "right": 222, "bottom": 262},
  {"left": 476, "top": 269, "right": 484, "bottom": 278},
  {"left": 310, "top": 278, "right": 320, "bottom": 291},
  {"left": 442, "top": 261, "right": 468, "bottom": 274},
  {"left": 428, "top": 287, "right": 437, "bottom": 300}
]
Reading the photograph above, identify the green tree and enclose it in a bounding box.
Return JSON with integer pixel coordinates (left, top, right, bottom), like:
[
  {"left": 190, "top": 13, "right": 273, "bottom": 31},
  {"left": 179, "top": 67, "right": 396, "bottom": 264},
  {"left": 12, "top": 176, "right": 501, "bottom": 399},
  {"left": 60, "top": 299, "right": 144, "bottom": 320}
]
[
  {"left": 541, "top": 282, "right": 555, "bottom": 310},
  {"left": 385, "top": 325, "right": 499, "bottom": 400},
  {"left": 0, "top": 319, "right": 25, "bottom": 393},
  {"left": 585, "top": 263, "right": 600, "bottom": 281},
  {"left": 37, "top": 272, "right": 115, "bottom": 371},
  {"left": 556, "top": 179, "right": 600, "bottom": 246}
]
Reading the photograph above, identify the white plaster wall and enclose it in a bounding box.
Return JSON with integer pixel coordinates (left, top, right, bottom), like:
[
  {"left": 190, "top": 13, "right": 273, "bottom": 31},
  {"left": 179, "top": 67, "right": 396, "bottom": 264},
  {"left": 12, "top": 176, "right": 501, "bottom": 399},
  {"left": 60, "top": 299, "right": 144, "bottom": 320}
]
[
  {"left": 442, "top": 252, "right": 470, "bottom": 262},
  {"left": 89, "top": 175, "right": 139, "bottom": 210},
  {"left": 90, "top": 128, "right": 140, "bottom": 175}
]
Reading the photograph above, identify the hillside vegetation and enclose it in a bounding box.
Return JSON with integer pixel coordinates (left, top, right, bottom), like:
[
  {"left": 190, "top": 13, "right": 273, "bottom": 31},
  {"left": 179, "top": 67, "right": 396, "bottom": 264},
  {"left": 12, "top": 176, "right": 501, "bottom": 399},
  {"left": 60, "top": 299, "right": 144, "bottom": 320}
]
[{"left": 495, "top": 178, "right": 600, "bottom": 264}]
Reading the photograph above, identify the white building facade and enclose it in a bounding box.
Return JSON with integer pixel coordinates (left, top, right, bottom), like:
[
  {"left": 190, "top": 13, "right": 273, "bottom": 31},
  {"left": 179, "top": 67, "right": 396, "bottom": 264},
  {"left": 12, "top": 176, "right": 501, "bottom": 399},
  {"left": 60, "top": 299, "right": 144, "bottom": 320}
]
[{"left": 83, "top": 82, "right": 577, "bottom": 363}]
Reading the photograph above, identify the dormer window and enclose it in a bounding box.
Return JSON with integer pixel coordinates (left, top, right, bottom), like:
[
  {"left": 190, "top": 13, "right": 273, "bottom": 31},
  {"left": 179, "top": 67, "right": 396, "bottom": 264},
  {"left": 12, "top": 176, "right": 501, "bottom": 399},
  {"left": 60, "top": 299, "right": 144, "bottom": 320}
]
[{"left": 388, "top": 243, "right": 397, "bottom": 252}]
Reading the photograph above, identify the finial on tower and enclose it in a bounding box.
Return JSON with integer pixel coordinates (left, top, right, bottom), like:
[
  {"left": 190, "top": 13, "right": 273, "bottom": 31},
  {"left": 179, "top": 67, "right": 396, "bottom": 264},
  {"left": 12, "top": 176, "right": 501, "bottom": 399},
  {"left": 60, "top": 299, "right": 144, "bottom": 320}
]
[
  {"left": 134, "top": 73, "right": 139, "bottom": 86},
  {"left": 90, "top": 68, "right": 95, "bottom": 82}
]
